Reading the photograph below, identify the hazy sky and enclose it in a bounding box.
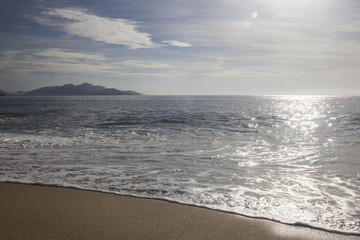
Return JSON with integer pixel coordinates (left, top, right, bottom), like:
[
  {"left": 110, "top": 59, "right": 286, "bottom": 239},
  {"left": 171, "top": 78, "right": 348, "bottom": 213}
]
[{"left": 1, "top": 0, "right": 360, "bottom": 95}]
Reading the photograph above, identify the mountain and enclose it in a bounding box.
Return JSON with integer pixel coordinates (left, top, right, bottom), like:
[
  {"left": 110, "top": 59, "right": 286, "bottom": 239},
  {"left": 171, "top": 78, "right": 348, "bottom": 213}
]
[
  {"left": 94, "top": 88, "right": 141, "bottom": 95},
  {"left": 24, "top": 83, "right": 141, "bottom": 96},
  {"left": 13, "top": 90, "right": 26, "bottom": 96},
  {"left": 0, "top": 89, "right": 11, "bottom": 96}
]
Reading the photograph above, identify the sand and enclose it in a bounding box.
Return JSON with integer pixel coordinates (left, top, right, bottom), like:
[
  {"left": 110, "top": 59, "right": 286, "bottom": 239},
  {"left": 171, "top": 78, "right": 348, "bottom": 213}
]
[{"left": 0, "top": 182, "right": 359, "bottom": 240}]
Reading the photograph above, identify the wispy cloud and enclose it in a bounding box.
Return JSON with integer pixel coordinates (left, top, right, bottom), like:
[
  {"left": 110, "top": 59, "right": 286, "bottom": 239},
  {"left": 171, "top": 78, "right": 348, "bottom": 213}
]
[
  {"left": 118, "top": 60, "right": 172, "bottom": 69},
  {"left": 0, "top": 49, "right": 111, "bottom": 74},
  {"left": 0, "top": 49, "right": 176, "bottom": 77},
  {"left": 28, "top": 7, "right": 193, "bottom": 49},
  {"left": 35, "top": 48, "right": 107, "bottom": 62},
  {"left": 29, "top": 8, "right": 156, "bottom": 49},
  {"left": 162, "top": 40, "right": 192, "bottom": 47}
]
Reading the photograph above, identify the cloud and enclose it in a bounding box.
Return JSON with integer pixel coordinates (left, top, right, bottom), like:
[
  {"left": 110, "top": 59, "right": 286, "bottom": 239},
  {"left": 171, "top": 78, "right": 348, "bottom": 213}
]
[
  {"left": 0, "top": 49, "right": 177, "bottom": 78},
  {"left": 35, "top": 48, "right": 107, "bottom": 62},
  {"left": 28, "top": 7, "right": 194, "bottom": 49},
  {"left": 162, "top": 40, "right": 192, "bottom": 47},
  {"left": 30, "top": 8, "right": 156, "bottom": 49},
  {"left": 0, "top": 49, "right": 111, "bottom": 74},
  {"left": 118, "top": 60, "right": 172, "bottom": 69}
]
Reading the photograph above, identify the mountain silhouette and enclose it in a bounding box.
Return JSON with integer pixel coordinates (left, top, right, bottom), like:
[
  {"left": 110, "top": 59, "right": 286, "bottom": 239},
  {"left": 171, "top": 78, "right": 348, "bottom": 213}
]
[
  {"left": 0, "top": 89, "right": 11, "bottom": 96},
  {"left": 24, "top": 83, "right": 141, "bottom": 96}
]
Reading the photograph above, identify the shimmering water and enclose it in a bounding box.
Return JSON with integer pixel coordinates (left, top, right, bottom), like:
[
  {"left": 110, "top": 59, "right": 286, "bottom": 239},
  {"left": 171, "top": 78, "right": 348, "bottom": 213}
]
[{"left": 1, "top": 95, "right": 360, "bottom": 233}]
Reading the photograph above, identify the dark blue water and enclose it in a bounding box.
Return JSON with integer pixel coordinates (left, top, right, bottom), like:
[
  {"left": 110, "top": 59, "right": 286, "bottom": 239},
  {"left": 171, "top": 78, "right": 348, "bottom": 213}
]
[{"left": 1, "top": 95, "right": 360, "bottom": 233}]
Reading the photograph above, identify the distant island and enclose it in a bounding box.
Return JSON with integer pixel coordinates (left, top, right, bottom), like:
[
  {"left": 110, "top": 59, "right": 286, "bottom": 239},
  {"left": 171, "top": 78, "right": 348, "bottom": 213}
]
[{"left": 0, "top": 83, "right": 141, "bottom": 96}]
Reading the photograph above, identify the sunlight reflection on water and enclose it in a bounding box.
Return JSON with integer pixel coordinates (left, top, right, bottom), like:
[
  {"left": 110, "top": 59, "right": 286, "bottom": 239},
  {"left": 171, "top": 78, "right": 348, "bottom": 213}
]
[{"left": 1, "top": 95, "right": 359, "bottom": 233}]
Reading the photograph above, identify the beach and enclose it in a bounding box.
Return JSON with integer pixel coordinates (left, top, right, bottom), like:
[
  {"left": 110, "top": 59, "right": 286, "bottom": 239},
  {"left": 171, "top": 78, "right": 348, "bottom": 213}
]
[{"left": 1, "top": 183, "right": 359, "bottom": 240}]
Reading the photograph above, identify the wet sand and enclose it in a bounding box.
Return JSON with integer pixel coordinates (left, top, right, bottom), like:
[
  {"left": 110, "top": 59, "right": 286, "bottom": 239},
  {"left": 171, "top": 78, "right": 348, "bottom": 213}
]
[{"left": 1, "top": 182, "right": 359, "bottom": 240}]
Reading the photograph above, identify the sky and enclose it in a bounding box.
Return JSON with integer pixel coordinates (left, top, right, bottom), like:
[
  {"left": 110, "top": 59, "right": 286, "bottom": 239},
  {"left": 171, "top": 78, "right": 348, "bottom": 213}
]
[{"left": 0, "top": 0, "right": 360, "bottom": 95}]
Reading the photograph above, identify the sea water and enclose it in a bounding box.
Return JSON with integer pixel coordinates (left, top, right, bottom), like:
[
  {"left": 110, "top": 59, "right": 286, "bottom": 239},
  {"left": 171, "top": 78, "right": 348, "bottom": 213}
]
[{"left": 0, "top": 95, "right": 359, "bottom": 234}]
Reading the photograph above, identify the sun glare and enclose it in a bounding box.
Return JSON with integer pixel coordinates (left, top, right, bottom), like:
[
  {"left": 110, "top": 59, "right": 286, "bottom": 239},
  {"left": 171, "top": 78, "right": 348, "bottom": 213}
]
[{"left": 252, "top": 11, "right": 258, "bottom": 19}]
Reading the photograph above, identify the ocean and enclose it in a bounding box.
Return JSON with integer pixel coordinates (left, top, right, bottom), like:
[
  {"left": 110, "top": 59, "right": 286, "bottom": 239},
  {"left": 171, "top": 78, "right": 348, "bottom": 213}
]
[{"left": 0, "top": 95, "right": 359, "bottom": 234}]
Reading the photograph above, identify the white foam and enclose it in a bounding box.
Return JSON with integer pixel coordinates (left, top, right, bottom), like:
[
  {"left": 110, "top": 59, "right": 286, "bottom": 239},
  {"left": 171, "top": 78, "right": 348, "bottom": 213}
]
[{"left": 0, "top": 133, "right": 73, "bottom": 149}]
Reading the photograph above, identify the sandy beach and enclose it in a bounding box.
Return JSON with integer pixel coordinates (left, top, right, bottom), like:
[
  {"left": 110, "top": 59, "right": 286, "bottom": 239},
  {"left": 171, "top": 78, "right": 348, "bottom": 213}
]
[{"left": 0, "top": 183, "right": 359, "bottom": 240}]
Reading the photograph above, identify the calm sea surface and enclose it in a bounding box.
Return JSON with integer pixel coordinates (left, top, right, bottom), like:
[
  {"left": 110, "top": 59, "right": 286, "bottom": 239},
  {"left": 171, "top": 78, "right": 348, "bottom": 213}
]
[{"left": 1, "top": 95, "right": 360, "bottom": 233}]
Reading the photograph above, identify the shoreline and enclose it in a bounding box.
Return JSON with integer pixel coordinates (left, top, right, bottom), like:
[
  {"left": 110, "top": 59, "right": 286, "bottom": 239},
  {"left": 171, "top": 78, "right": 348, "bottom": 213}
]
[
  {"left": 1, "top": 182, "right": 360, "bottom": 240},
  {"left": 2, "top": 181, "right": 360, "bottom": 237}
]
